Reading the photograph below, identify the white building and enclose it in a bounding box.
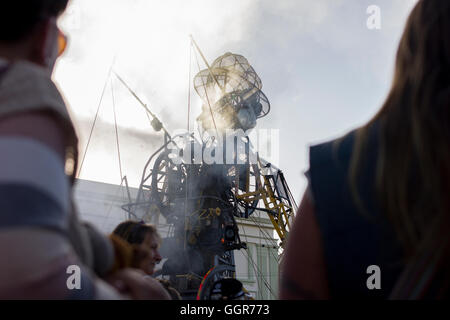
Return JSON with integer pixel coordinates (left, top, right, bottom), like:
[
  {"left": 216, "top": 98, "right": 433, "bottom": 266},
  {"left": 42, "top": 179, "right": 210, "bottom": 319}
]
[{"left": 74, "top": 178, "right": 280, "bottom": 299}]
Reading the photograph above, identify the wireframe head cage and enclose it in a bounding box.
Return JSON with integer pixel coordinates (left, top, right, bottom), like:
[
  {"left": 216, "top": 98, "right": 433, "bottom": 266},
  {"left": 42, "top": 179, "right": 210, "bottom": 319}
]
[{"left": 194, "top": 52, "right": 270, "bottom": 132}]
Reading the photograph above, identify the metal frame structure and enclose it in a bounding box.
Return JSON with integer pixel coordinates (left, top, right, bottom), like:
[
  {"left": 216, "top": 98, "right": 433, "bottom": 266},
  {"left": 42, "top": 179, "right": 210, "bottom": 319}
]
[{"left": 116, "top": 39, "right": 297, "bottom": 299}]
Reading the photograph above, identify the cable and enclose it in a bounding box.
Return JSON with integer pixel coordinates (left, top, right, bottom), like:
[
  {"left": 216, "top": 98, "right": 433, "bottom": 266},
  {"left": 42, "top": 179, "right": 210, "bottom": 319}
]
[
  {"left": 248, "top": 215, "right": 280, "bottom": 262},
  {"left": 77, "top": 64, "right": 114, "bottom": 178},
  {"left": 192, "top": 41, "right": 219, "bottom": 138},
  {"left": 111, "top": 78, "right": 124, "bottom": 181},
  {"left": 240, "top": 217, "right": 276, "bottom": 299},
  {"left": 101, "top": 177, "right": 125, "bottom": 230},
  {"left": 187, "top": 41, "right": 193, "bottom": 133},
  {"left": 241, "top": 239, "right": 277, "bottom": 299},
  {"left": 232, "top": 191, "right": 280, "bottom": 262},
  {"left": 184, "top": 41, "right": 193, "bottom": 250},
  {"left": 101, "top": 77, "right": 128, "bottom": 228}
]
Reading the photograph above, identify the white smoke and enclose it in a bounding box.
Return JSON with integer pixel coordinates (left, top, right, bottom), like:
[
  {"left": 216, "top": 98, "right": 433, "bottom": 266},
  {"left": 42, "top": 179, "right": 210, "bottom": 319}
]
[{"left": 54, "top": 0, "right": 419, "bottom": 198}]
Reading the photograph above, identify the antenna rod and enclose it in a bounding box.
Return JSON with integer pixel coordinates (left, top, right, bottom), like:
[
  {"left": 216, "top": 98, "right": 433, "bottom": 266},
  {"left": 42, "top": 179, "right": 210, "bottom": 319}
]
[
  {"left": 189, "top": 35, "right": 224, "bottom": 92},
  {"left": 114, "top": 71, "right": 171, "bottom": 139}
]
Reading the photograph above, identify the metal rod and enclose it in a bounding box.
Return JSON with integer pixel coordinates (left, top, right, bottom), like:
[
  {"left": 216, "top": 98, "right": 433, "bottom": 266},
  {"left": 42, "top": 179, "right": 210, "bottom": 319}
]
[
  {"left": 114, "top": 71, "right": 171, "bottom": 139},
  {"left": 189, "top": 35, "right": 224, "bottom": 93}
]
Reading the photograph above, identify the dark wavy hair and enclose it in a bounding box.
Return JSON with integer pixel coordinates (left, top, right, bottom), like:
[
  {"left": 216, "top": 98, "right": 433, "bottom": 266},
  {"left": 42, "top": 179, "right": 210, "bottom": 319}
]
[
  {"left": 113, "top": 220, "right": 160, "bottom": 246},
  {"left": 0, "top": 0, "right": 69, "bottom": 43},
  {"left": 350, "top": 0, "right": 450, "bottom": 259}
]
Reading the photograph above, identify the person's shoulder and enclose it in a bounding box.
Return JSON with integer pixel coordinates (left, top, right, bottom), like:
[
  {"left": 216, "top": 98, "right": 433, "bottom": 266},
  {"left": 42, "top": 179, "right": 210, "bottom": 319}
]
[
  {"left": 309, "top": 128, "right": 358, "bottom": 171},
  {"left": 0, "top": 60, "right": 72, "bottom": 127},
  {"left": 1, "top": 60, "right": 61, "bottom": 96}
]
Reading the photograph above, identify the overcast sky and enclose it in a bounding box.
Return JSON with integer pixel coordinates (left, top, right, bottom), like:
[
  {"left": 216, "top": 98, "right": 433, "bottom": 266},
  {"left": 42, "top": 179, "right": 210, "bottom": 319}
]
[{"left": 54, "top": 0, "right": 418, "bottom": 201}]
